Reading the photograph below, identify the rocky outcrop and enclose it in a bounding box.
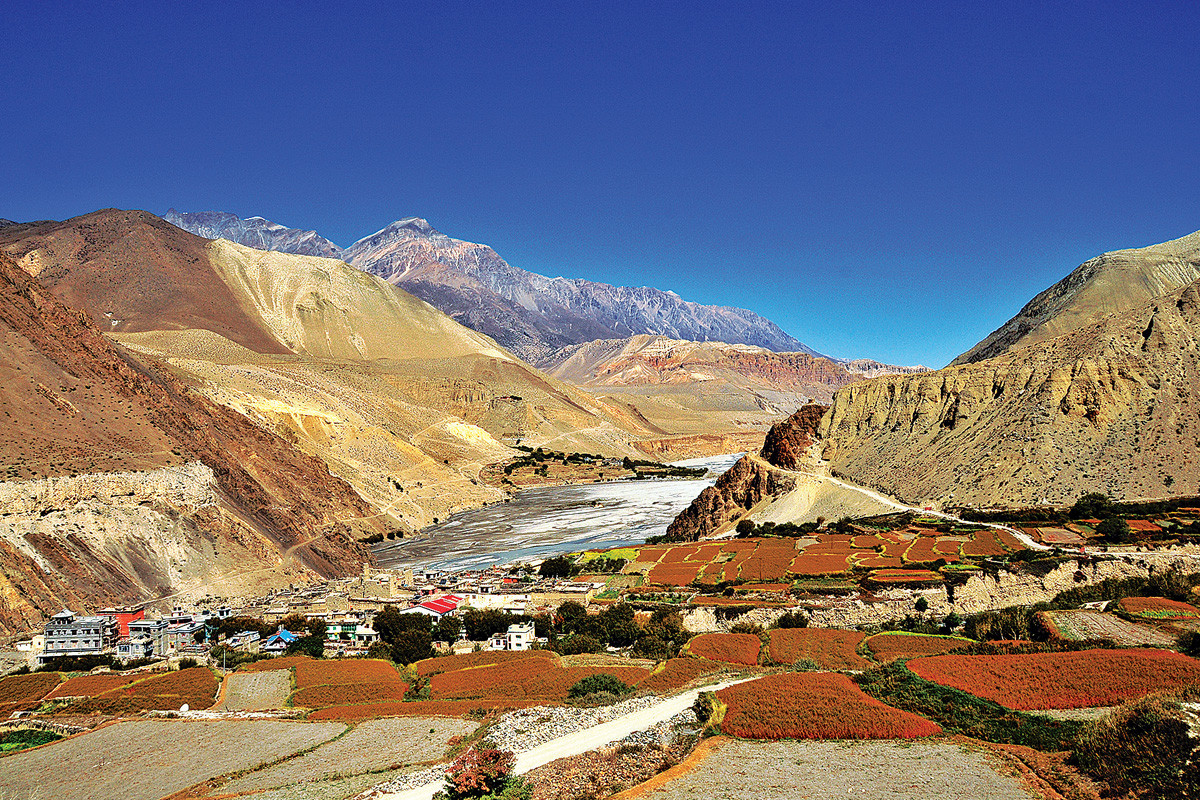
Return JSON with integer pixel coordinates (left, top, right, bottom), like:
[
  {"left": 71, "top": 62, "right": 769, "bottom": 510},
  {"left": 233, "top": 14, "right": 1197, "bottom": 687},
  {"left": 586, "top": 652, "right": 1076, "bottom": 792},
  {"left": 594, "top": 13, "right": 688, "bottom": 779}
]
[
  {"left": 819, "top": 276, "right": 1200, "bottom": 507},
  {"left": 163, "top": 209, "right": 344, "bottom": 259},
  {"left": 664, "top": 456, "right": 794, "bottom": 541},
  {"left": 0, "top": 462, "right": 216, "bottom": 516},
  {"left": 760, "top": 404, "right": 828, "bottom": 469}
]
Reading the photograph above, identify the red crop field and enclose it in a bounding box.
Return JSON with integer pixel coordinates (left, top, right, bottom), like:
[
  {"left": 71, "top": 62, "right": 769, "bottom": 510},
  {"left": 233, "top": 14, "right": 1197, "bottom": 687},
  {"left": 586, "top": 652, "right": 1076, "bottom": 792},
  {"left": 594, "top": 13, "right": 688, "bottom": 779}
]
[
  {"left": 293, "top": 681, "right": 410, "bottom": 707},
  {"left": 637, "top": 658, "right": 724, "bottom": 691},
  {"left": 430, "top": 657, "right": 557, "bottom": 699},
  {"left": 717, "top": 674, "right": 940, "bottom": 739},
  {"left": 416, "top": 649, "right": 556, "bottom": 677},
  {"left": 516, "top": 666, "right": 651, "bottom": 700},
  {"left": 243, "top": 655, "right": 315, "bottom": 672},
  {"left": 68, "top": 667, "right": 220, "bottom": 713},
  {"left": 48, "top": 673, "right": 134, "bottom": 698},
  {"left": 1126, "top": 519, "right": 1163, "bottom": 532},
  {"left": 647, "top": 562, "right": 703, "bottom": 586},
  {"left": 789, "top": 553, "right": 851, "bottom": 575},
  {"left": 854, "top": 555, "right": 904, "bottom": 569},
  {"left": 767, "top": 628, "right": 869, "bottom": 670},
  {"left": 686, "top": 633, "right": 761, "bottom": 665},
  {"left": 295, "top": 658, "right": 404, "bottom": 688},
  {"left": 1118, "top": 596, "right": 1200, "bottom": 619},
  {"left": 864, "top": 633, "right": 973, "bottom": 664},
  {"left": 908, "top": 649, "right": 1200, "bottom": 709},
  {"left": 0, "top": 672, "right": 60, "bottom": 703},
  {"left": 661, "top": 546, "right": 700, "bottom": 563}
]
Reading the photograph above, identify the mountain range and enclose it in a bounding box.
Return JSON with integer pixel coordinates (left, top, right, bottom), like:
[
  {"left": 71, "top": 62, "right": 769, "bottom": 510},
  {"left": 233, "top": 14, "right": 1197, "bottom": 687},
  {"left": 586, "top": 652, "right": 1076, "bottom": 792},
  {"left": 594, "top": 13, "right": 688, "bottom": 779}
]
[{"left": 166, "top": 210, "right": 819, "bottom": 363}]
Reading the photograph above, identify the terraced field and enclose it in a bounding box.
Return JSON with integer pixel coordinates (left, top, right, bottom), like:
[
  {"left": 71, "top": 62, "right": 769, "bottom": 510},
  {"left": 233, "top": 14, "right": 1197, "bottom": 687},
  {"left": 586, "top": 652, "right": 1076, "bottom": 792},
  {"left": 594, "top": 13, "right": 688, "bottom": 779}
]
[
  {"left": 1039, "top": 610, "right": 1176, "bottom": 647},
  {"left": 219, "top": 716, "right": 477, "bottom": 795},
  {"left": 0, "top": 719, "right": 344, "bottom": 800},
  {"left": 608, "top": 525, "right": 1025, "bottom": 587}
]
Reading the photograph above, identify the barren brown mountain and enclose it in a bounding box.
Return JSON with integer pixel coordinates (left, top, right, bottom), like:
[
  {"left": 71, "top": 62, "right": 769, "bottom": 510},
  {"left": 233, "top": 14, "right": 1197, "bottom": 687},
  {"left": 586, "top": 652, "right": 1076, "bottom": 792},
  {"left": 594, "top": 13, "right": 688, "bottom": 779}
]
[
  {"left": 817, "top": 231, "right": 1200, "bottom": 508},
  {"left": 0, "top": 247, "right": 383, "bottom": 633}
]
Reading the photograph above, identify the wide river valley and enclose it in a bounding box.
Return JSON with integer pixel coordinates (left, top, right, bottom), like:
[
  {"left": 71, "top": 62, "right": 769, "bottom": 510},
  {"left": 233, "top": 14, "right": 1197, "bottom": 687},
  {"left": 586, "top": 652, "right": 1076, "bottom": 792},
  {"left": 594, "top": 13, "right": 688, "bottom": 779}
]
[{"left": 372, "top": 453, "right": 742, "bottom": 572}]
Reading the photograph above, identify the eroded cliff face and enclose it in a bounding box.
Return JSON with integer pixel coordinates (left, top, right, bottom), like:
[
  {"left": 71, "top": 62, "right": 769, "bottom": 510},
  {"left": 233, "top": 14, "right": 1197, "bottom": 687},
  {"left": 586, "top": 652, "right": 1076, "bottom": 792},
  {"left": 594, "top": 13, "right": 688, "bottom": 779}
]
[
  {"left": 819, "top": 279, "right": 1200, "bottom": 507},
  {"left": 664, "top": 456, "right": 794, "bottom": 541},
  {"left": 0, "top": 464, "right": 310, "bottom": 635},
  {"left": 0, "top": 247, "right": 383, "bottom": 631}
]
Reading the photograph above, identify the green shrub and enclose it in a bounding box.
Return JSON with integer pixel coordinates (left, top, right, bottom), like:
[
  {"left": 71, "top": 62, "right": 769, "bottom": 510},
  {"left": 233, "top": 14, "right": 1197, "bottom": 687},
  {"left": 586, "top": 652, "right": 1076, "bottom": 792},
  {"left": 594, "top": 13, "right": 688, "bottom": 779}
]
[
  {"left": 1073, "top": 693, "right": 1199, "bottom": 799},
  {"left": 568, "top": 673, "right": 629, "bottom": 699}
]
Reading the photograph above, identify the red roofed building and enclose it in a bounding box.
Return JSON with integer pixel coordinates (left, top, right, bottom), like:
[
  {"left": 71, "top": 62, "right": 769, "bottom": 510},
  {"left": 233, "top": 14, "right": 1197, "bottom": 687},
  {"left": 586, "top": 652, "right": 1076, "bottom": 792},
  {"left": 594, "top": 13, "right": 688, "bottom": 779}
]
[{"left": 398, "top": 594, "right": 463, "bottom": 620}]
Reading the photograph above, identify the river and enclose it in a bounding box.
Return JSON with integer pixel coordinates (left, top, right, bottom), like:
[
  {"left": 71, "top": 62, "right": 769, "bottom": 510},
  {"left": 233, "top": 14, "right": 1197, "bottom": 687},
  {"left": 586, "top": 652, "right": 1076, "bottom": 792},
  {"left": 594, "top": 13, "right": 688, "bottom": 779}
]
[{"left": 371, "top": 453, "right": 742, "bottom": 572}]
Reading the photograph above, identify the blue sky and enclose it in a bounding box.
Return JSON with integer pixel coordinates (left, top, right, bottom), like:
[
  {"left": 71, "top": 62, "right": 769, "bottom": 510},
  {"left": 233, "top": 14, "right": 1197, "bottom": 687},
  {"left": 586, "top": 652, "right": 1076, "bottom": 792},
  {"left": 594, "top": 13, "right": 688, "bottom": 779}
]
[{"left": 3, "top": 1, "right": 1199, "bottom": 366}]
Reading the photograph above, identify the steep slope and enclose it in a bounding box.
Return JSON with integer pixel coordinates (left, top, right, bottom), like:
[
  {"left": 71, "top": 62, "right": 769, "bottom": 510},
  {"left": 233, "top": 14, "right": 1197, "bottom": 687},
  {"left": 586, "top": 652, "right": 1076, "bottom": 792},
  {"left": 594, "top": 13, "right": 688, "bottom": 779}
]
[
  {"left": 0, "top": 248, "right": 383, "bottom": 633},
  {"left": 1, "top": 209, "right": 288, "bottom": 354},
  {"left": 820, "top": 274, "right": 1200, "bottom": 507},
  {"left": 163, "top": 209, "right": 344, "bottom": 259},
  {"left": 341, "top": 218, "right": 819, "bottom": 362},
  {"left": 953, "top": 229, "right": 1200, "bottom": 366},
  {"left": 2, "top": 211, "right": 660, "bottom": 536}
]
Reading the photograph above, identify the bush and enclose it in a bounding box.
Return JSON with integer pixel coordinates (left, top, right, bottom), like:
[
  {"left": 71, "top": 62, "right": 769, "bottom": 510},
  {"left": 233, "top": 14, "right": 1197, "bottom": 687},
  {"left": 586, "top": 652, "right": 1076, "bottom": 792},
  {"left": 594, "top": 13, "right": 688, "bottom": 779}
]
[
  {"left": 444, "top": 747, "right": 517, "bottom": 799},
  {"left": 773, "top": 610, "right": 808, "bottom": 629},
  {"left": 568, "top": 673, "right": 629, "bottom": 698},
  {"left": 1096, "top": 516, "right": 1133, "bottom": 544},
  {"left": 1178, "top": 630, "right": 1200, "bottom": 658},
  {"left": 1073, "top": 693, "right": 1200, "bottom": 799}
]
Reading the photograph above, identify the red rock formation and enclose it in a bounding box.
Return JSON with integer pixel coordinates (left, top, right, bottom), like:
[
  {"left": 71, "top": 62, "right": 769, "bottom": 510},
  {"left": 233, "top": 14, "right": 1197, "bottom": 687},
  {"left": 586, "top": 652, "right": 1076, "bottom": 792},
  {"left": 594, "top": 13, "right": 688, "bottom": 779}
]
[
  {"left": 760, "top": 403, "right": 829, "bottom": 469},
  {"left": 664, "top": 456, "right": 794, "bottom": 542}
]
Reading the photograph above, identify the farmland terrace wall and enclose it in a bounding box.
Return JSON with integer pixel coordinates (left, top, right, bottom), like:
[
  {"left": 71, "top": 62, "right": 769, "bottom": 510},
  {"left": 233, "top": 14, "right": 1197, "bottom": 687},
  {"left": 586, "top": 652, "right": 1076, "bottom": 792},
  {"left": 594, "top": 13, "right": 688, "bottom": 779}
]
[{"left": 681, "top": 551, "right": 1200, "bottom": 632}]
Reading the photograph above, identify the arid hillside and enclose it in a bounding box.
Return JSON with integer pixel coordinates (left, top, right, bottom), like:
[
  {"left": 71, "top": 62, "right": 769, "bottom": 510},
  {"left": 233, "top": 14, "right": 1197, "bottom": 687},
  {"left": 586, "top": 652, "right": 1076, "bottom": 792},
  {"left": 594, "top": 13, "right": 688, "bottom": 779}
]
[
  {"left": 820, "top": 266, "right": 1200, "bottom": 508},
  {"left": 953, "top": 228, "right": 1200, "bottom": 365},
  {"left": 0, "top": 247, "right": 383, "bottom": 633}
]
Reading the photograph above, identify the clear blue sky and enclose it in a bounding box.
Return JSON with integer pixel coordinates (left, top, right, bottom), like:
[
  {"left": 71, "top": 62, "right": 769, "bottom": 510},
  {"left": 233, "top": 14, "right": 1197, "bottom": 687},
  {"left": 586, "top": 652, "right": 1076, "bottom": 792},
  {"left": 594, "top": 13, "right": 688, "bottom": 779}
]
[{"left": 3, "top": 1, "right": 1199, "bottom": 367}]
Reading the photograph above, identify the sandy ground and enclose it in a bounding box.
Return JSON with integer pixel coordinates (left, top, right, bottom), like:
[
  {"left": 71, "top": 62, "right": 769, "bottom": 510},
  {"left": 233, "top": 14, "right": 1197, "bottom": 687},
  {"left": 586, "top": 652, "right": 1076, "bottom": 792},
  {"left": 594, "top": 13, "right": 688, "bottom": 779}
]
[
  {"left": 0, "top": 719, "right": 344, "bottom": 800},
  {"left": 216, "top": 669, "right": 293, "bottom": 710},
  {"left": 624, "top": 738, "right": 1036, "bottom": 800}
]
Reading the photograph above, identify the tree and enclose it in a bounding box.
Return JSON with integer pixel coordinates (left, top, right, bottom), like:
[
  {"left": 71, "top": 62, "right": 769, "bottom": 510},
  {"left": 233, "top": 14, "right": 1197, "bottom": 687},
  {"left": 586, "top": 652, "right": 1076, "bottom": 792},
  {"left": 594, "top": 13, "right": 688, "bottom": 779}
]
[
  {"left": 391, "top": 628, "right": 434, "bottom": 665},
  {"left": 538, "top": 556, "right": 575, "bottom": 579},
  {"left": 1096, "top": 516, "right": 1133, "bottom": 544},
  {"left": 445, "top": 747, "right": 517, "bottom": 799},
  {"left": 914, "top": 596, "right": 929, "bottom": 613},
  {"left": 374, "top": 605, "right": 430, "bottom": 644},
  {"left": 631, "top": 634, "right": 673, "bottom": 660},
  {"left": 434, "top": 615, "right": 463, "bottom": 643},
  {"left": 555, "top": 601, "right": 587, "bottom": 633},
  {"left": 556, "top": 634, "right": 602, "bottom": 655},
  {"left": 1071, "top": 493, "right": 1111, "bottom": 519}
]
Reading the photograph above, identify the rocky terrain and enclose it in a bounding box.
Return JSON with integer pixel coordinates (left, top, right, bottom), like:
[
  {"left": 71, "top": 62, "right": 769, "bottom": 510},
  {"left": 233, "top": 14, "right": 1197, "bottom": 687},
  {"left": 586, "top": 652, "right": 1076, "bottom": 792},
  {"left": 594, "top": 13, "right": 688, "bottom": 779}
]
[
  {"left": 0, "top": 245, "right": 384, "bottom": 631},
  {"left": 664, "top": 455, "right": 795, "bottom": 542},
  {"left": 163, "top": 209, "right": 344, "bottom": 259},
  {"left": 819, "top": 271, "right": 1200, "bottom": 507}
]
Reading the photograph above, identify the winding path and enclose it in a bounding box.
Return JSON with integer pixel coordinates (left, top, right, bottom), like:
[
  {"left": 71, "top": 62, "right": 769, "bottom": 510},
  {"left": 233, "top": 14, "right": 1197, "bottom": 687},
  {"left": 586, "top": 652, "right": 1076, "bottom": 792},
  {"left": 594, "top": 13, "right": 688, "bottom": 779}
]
[{"left": 375, "top": 679, "right": 747, "bottom": 800}]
